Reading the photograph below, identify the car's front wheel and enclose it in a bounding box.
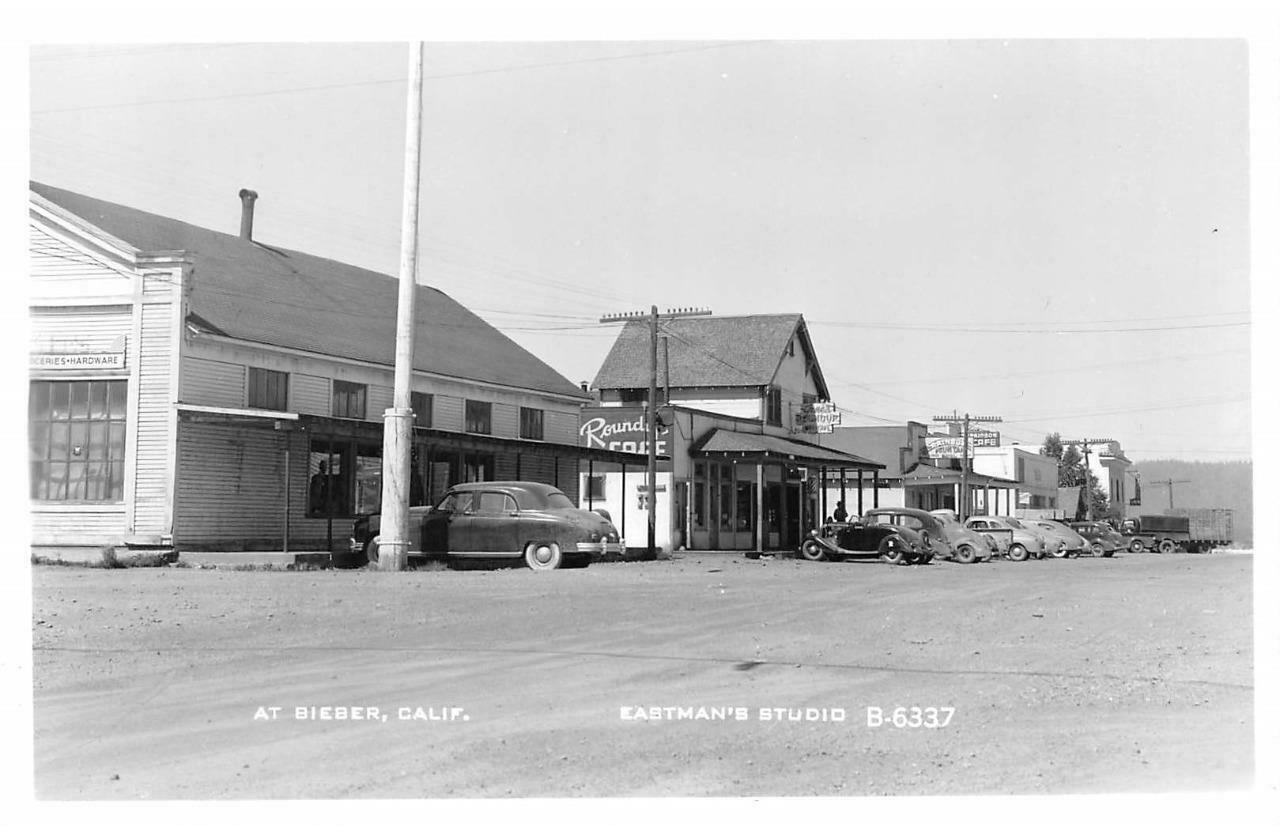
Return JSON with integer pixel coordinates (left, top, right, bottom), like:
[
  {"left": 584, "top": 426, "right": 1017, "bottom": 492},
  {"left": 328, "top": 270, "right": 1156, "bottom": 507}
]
[
  {"left": 1007, "top": 543, "right": 1029, "bottom": 562},
  {"left": 878, "top": 536, "right": 906, "bottom": 565},
  {"left": 799, "top": 539, "right": 828, "bottom": 562},
  {"left": 1091, "top": 542, "right": 1106, "bottom": 557},
  {"left": 524, "top": 541, "right": 563, "bottom": 571},
  {"left": 364, "top": 536, "right": 380, "bottom": 567},
  {"left": 1050, "top": 544, "right": 1069, "bottom": 559},
  {"left": 1129, "top": 539, "right": 1145, "bottom": 553},
  {"left": 955, "top": 544, "right": 977, "bottom": 564}
]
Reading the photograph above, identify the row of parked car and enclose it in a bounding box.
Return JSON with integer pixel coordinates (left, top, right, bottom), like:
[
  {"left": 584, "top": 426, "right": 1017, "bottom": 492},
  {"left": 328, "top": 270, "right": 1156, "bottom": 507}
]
[
  {"left": 798, "top": 507, "right": 1130, "bottom": 565},
  {"left": 346, "top": 480, "right": 1135, "bottom": 572}
]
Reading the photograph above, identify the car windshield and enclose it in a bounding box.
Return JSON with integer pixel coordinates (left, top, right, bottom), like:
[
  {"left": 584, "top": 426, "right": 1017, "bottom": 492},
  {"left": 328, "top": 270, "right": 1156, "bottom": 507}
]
[{"left": 1005, "top": 518, "right": 1024, "bottom": 528}]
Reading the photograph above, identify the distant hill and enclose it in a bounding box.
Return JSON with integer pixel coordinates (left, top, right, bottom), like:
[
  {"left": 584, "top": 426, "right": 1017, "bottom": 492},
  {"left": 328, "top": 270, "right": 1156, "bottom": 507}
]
[{"left": 1130, "top": 459, "right": 1253, "bottom": 546}]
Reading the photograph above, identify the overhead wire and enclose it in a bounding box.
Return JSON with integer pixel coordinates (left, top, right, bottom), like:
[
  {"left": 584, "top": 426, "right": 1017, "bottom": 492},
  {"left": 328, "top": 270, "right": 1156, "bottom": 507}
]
[{"left": 31, "top": 41, "right": 768, "bottom": 116}]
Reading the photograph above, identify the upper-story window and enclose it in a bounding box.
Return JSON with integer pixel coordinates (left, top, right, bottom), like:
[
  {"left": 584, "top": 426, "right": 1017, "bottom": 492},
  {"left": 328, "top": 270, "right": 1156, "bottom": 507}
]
[
  {"left": 247, "top": 367, "right": 288, "bottom": 411},
  {"left": 411, "top": 391, "right": 433, "bottom": 429},
  {"left": 332, "top": 380, "right": 367, "bottom": 419},
  {"left": 764, "top": 386, "right": 782, "bottom": 426},
  {"left": 465, "top": 400, "right": 492, "bottom": 434},
  {"left": 519, "top": 407, "right": 544, "bottom": 440}
]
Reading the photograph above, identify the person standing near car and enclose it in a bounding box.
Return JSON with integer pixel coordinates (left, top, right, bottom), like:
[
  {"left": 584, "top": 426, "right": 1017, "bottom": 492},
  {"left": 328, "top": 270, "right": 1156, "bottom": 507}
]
[{"left": 833, "top": 499, "right": 848, "bottom": 522}]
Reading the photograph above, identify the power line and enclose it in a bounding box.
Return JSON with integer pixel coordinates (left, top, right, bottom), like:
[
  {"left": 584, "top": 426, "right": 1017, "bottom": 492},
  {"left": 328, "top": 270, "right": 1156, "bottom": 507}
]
[
  {"left": 32, "top": 41, "right": 767, "bottom": 116},
  {"left": 809, "top": 319, "right": 1250, "bottom": 334},
  {"left": 837, "top": 347, "right": 1251, "bottom": 388},
  {"left": 1004, "top": 394, "right": 1251, "bottom": 423}
]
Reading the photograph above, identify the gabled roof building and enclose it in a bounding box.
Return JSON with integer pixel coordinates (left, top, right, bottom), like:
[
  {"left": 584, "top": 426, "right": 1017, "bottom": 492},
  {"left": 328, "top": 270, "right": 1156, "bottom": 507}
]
[
  {"left": 581, "top": 313, "right": 880, "bottom": 553},
  {"left": 28, "top": 182, "right": 642, "bottom": 555}
]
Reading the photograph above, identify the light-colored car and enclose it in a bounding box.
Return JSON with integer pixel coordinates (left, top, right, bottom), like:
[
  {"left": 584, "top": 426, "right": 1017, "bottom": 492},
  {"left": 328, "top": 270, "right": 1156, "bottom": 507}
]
[
  {"left": 1032, "top": 520, "right": 1090, "bottom": 558},
  {"left": 924, "top": 509, "right": 994, "bottom": 563},
  {"left": 965, "top": 515, "right": 1048, "bottom": 562},
  {"left": 865, "top": 508, "right": 990, "bottom": 563}
]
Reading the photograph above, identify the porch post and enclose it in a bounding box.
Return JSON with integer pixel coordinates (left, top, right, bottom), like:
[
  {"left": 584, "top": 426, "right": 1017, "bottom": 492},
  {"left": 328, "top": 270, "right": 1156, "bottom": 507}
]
[
  {"left": 756, "top": 462, "right": 765, "bottom": 554},
  {"left": 857, "top": 469, "right": 864, "bottom": 515},
  {"left": 873, "top": 469, "right": 879, "bottom": 508},
  {"left": 839, "top": 468, "right": 846, "bottom": 514},
  {"left": 587, "top": 459, "right": 594, "bottom": 508},
  {"left": 820, "top": 465, "right": 827, "bottom": 522}
]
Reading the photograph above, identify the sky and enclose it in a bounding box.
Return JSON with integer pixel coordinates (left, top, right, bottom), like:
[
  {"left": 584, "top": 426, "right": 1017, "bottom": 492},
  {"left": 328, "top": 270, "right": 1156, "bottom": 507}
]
[{"left": 17, "top": 30, "right": 1263, "bottom": 463}]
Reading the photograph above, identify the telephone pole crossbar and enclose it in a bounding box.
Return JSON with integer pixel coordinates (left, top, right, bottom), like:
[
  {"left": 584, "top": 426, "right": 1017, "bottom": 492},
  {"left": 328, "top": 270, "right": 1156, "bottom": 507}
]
[
  {"left": 1148, "top": 478, "right": 1192, "bottom": 510},
  {"left": 1060, "top": 437, "right": 1115, "bottom": 521},
  {"left": 600, "top": 306, "right": 712, "bottom": 557},
  {"left": 932, "top": 411, "right": 1002, "bottom": 520}
]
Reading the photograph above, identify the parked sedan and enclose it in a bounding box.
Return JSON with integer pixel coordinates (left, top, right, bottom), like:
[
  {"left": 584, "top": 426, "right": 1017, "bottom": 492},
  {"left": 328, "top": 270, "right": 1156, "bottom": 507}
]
[
  {"left": 350, "top": 481, "right": 624, "bottom": 571},
  {"left": 965, "top": 515, "right": 1048, "bottom": 562},
  {"left": 861, "top": 507, "right": 987, "bottom": 564},
  {"left": 928, "top": 510, "right": 995, "bottom": 563},
  {"left": 798, "top": 517, "right": 933, "bottom": 565},
  {"left": 1067, "top": 521, "right": 1122, "bottom": 557},
  {"left": 1032, "top": 520, "right": 1090, "bottom": 558}
]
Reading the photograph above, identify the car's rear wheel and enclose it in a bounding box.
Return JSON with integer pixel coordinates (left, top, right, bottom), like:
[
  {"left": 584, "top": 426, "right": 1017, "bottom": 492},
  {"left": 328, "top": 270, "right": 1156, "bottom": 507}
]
[
  {"left": 1050, "top": 544, "right": 1068, "bottom": 559},
  {"left": 524, "top": 541, "right": 563, "bottom": 571},
  {"left": 1158, "top": 538, "right": 1177, "bottom": 554},
  {"left": 799, "top": 539, "right": 828, "bottom": 562},
  {"left": 1129, "top": 539, "right": 1145, "bottom": 553},
  {"left": 1007, "top": 543, "right": 1029, "bottom": 562},
  {"left": 1091, "top": 542, "right": 1106, "bottom": 557},
  {"left": 955, "top": 544, "right": 977, "bottom": 564}
]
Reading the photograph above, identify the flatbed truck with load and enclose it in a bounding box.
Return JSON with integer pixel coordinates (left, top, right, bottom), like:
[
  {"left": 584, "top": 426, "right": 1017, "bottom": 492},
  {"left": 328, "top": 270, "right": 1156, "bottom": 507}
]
[{"left": 1120, "top": 509, "right": 1233, "bottom": 554}]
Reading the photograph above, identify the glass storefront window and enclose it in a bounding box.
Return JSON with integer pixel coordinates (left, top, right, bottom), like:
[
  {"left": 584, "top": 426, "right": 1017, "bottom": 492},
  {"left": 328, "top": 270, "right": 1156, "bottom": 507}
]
[{"left": 30, "top": 380, "right": 126, "bottom": 501}]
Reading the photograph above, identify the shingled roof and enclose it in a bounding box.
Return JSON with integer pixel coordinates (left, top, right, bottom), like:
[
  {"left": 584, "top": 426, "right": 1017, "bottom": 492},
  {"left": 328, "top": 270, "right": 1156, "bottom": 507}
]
[
  {"left": 31, "top": 182, "right": 585, "bottom": 399},
  {"left": 592, "top": 313, "right": 827, "bottom": 395}
]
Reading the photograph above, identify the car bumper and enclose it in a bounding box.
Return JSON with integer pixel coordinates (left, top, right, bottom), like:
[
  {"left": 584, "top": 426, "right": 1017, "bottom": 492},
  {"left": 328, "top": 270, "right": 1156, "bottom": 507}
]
[{"left": 577, "top": 540, "right": 625, "bottom": 558}]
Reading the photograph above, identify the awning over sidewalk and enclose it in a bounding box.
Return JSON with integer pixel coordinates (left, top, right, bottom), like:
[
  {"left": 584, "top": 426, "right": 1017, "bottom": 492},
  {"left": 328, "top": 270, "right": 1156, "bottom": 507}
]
[
  {"left": 692, "top": 429, "right": 884, "bottom": 469},
  {"left": 176, "top": 403, "right": 298, "bottom": 428},
  {"left": 297, "top": 413, "right": 665, "bottom": 465},
  {"left": 900, "top": 462, "right": 1018, "bottom": 488}
]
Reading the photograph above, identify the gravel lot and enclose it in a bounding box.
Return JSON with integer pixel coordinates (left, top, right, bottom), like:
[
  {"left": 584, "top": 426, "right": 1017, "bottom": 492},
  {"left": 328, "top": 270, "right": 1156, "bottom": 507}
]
[{"left": 31, "top": 552, "right": 1252, "bottom": 799}]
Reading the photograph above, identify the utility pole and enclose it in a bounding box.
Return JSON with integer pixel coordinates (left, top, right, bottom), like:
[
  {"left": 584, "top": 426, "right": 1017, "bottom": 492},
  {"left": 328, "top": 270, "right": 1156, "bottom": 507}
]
[
  {"left": 601, "top": 307, "right": 711, "bottom": 558},
  {"left": 1060, "top": 437, "right": 1114, "bottom": 521},
  {"left": 377, "top": 41, "right": 425, "bottom": 572},
  {"left": 932, "top": 411, "right": 1001, "bottom": 520},
  {"left": 1148, "top": 478, "right": 1192, "bottom": 510}
]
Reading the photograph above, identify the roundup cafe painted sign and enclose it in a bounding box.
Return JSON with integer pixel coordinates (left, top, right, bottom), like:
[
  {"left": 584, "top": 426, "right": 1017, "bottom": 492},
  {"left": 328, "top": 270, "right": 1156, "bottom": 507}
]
[{"left": 579, "top": 406, "right": 672, "bottom": 455}]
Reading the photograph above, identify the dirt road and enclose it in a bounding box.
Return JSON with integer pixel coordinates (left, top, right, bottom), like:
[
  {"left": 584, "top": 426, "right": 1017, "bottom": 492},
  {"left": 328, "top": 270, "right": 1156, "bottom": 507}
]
[{"left": 31, "top": 552, "right": 1252, "bottom": 798}]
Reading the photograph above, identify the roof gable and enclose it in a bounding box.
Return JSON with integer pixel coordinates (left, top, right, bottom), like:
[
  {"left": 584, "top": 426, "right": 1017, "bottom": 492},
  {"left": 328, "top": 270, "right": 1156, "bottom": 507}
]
[
  {"left": 592, "top": 313, "right": 806, "bottom": 390},
  {"left": 31, "top": 182, "right": 584, "bottom": 399}
]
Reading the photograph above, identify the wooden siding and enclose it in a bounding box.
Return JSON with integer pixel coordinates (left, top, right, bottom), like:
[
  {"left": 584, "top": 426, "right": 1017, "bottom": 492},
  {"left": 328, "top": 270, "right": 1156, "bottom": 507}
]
[
  {"left": 675, "top": 397, "right": 761, "bottom": 420},
  {"left": 434, "top": 394, "right": 463, "bottom": 431},
  {"left": 367, "top": 384, "right": 393, "bottom": 419},
  {"left": 545, "top": 410, "right": 579, "bottom": 445},
  {"left": 29, "top": 223, "right": 131, "bottom": 297},
  {"left": 30, "top": 507, "right": 128, "bottom": 545},
  {"left": 291, "top": 373, "right": 330, "bottom": 416},
  {"left": 181, "top": 357, "right": 246, "bottom": 407},
  {"left": 131, "top": 302, "right": 175, "bottom": 535},
  {"left": 175, "top": 423, "right": 352, "bottom": 550},
  {"left": 492, "top": 403, "right": 518, "bottom": 439},
  {"left": 30, "top": 306, "right": 132, "bottom": 352}
]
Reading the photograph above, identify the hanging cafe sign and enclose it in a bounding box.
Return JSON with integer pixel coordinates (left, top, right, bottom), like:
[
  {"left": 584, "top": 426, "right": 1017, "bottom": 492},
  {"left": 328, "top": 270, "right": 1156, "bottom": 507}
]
[{"left": 797, "top": 401, "right": 841, "bottom": 434}]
